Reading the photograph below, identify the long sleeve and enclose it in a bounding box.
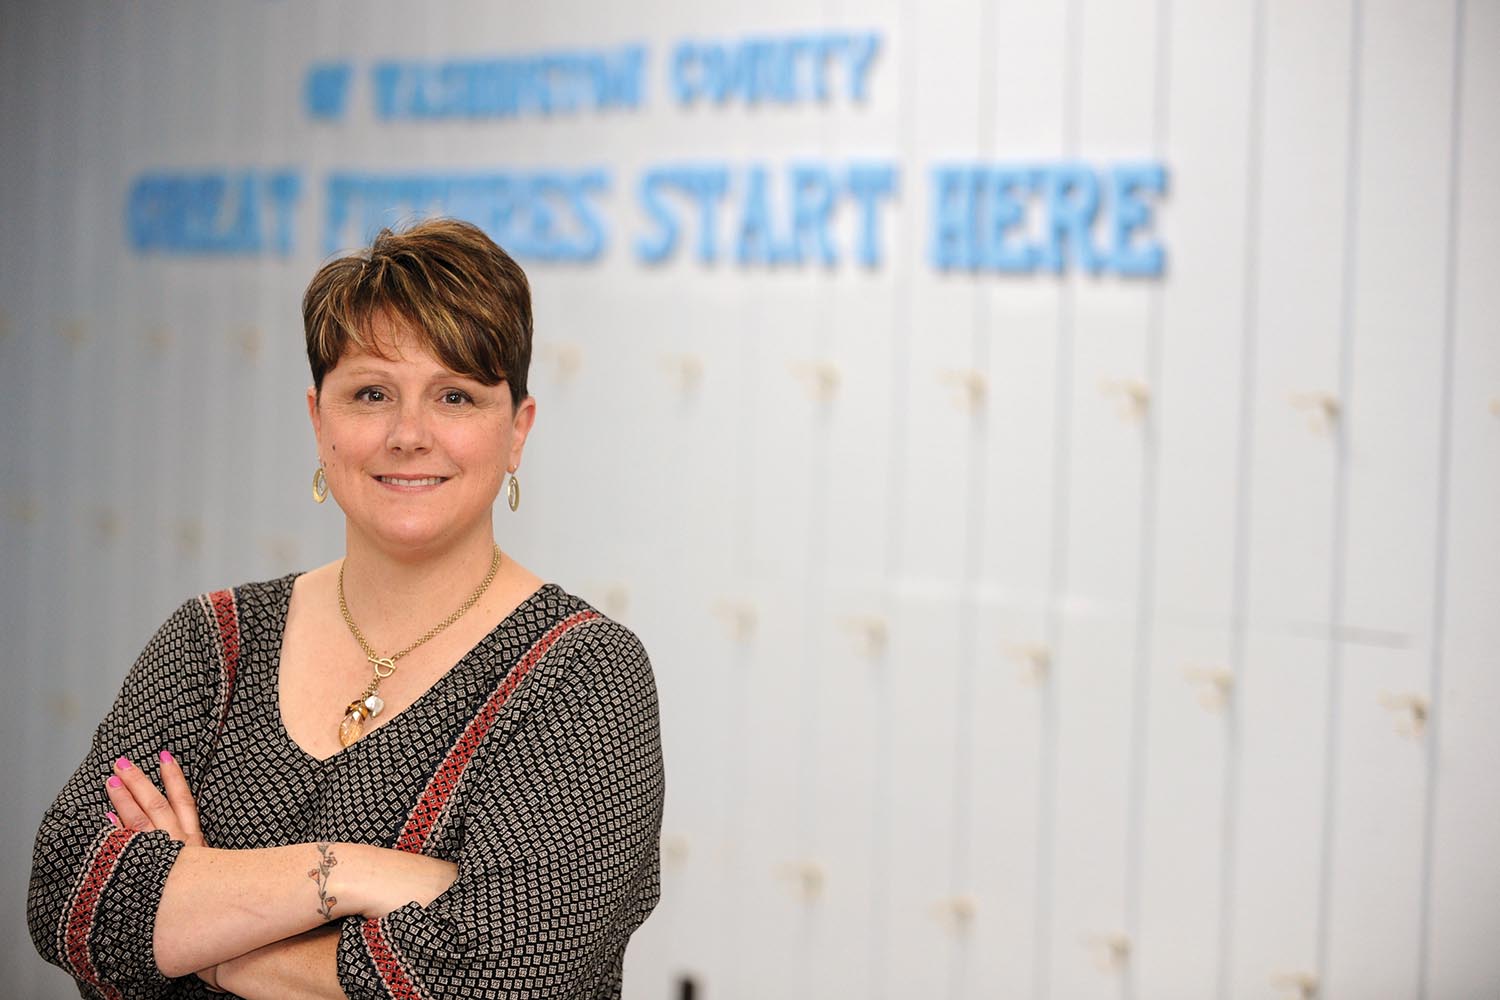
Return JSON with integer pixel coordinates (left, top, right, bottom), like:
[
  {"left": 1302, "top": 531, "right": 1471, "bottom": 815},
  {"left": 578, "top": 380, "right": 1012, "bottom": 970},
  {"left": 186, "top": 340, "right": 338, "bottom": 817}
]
[
  {"left": 335, "top": 617, "right": 666, "bottom": 1000},
  {"left": 28, "top": 593, "right": 231, "bottom": 999}
]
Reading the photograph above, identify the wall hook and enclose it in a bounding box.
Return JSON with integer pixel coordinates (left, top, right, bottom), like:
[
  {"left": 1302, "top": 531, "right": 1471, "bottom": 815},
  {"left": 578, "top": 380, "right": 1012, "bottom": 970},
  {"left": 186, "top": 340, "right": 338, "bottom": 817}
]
[
  {"left": 539, "top": 343, "right": 583, "bottom": 383},
  {"left": 260, "top": 536, "right": 300, "bottom": 566},
  {"left": 94, "top": 506, "right": 123, "bottom": 543},
  {"left": 1288, "top": 390, "right": 1341, "bottom": 434},
  {"left": 1270, "top": 970, "right": 1319, "bottom": 999},
  {"left": 5, "top": 495, "right": 41, "bottom": 525},
  {"left": 787, "top": 360, "right": 840, "bottom": 402},
  {"left": 661, "top": 353, "right": 704, "bottom": 393},
  {"left": 840, "top": 615, "right": 888, "bottom": 658},
  {"left": 938, "top": 369, "right": 987, "bottom": 413},
  {"left": 1082, "top": 932, "right": 1130, "bottom": 973},
  {"left": 57, "top": 319, "right": 87, "bottom": 348},
  {"left": 776, "top": 860, "right": 825, "bottom": 901},
  {"left": 175, "top": 517, "right": 203, "bottom": 556},
  {"left": 145, "top": 325, "right": 173, "bottom": 354},
  {"left": 713, "top": 600, "right": 758, "bottom": 642},
  {"left": 931, "top": 895, "right": 977, "bottom": 935},
  {"left": 1099, "top": 377, "right": 1150, "bottom": 422},
  {"left": 1182, "top": 665, "right": 1234, "bottom": 712},
  {"left": 232, "top": 326, "right": 263, "bottom": 362},
  {"left": 661, "top": 834, "right": 690, "bottom": 869},
  {"left": 589, "top": 582, "right": 630, "bottom": 620},
  {"left": 1378, "top": 691, "right": 1428, "bottom": 737},
  {"left": 1003, "top": 641, "right": 1051, "bottom": 686}
]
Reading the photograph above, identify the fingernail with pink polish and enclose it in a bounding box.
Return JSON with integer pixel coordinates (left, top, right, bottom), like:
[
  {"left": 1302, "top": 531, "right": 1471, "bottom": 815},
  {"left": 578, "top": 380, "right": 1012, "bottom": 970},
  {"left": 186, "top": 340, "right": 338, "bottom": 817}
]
[
  {"left": 108, "top": 776, "right": 122, "bottom": 788},
  {"left": 106, "top": 811, "right": 119, "bottom": 826},
  {"left": 159, "top": 750, "right": 174, "bottom": 764},
  {"left": 114, "top": 756, "right": 132, "bottom": 770}
]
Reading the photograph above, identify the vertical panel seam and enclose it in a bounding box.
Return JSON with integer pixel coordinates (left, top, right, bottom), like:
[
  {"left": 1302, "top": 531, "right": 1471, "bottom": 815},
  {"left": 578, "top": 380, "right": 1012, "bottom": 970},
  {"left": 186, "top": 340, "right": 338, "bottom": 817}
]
[
  {"left": 1123, "top": 2, "right": 1174, "bottom": 999},
  {"left": 1218, "top": 0, "right": 1268, "bottom": 996},
  {"left": 1415, "top": 2, "right": 1466, "bottom": 997},
  {"left": 1035, "top": 1, "right": 1084, "bottom": 998},
  {"left": 1314, "top": 0, "right": 1364, "bottom": 985}
]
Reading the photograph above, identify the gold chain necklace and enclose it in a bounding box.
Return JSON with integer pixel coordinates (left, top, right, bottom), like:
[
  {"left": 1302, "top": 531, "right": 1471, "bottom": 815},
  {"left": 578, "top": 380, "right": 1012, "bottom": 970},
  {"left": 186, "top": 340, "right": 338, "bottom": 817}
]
[{"left": 335, "top": 543, "right": 502, "bottom": 748}]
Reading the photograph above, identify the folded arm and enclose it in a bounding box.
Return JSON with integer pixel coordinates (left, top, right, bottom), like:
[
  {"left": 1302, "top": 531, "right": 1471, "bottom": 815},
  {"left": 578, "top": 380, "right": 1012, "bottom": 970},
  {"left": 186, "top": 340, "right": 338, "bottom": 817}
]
[{"left": 152, "top": 840, "right": 456, "bottom": 978}]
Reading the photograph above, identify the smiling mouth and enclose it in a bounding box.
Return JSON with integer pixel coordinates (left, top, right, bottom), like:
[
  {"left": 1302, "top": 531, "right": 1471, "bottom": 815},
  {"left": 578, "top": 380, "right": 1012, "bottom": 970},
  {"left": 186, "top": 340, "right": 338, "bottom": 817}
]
[{"left": 376, "top": 476, "right": 449, "bottom": 486}]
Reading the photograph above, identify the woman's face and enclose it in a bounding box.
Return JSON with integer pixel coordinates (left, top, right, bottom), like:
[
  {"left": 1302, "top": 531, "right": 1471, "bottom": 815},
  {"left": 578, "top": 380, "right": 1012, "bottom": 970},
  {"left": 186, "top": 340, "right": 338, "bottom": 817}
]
[{"left": 307, "top": 309, "right": 535, "bottom": 557}]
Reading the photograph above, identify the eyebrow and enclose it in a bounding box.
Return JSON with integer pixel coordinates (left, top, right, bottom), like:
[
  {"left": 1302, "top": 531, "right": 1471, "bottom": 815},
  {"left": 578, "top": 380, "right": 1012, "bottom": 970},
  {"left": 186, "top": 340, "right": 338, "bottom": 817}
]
[{"left": 339, "top": 366, "right": 489, "bottom": 384}]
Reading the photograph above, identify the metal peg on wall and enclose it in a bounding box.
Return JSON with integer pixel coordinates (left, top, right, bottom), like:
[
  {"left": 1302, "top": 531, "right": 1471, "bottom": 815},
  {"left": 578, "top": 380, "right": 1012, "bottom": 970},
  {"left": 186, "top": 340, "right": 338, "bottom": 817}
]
[
  {"left": 589, "top": 582, "right": 630, "bottom": 620},
  {"left": 1099, "top": 377, "right": 1150, "bottom": 422},
  {"left": 538, "top": 343, "right": 583, "bottom": 383},
  {"left": 1083, "top": 931, "right": 1130, "bottom": 973},
  {"left": 57, "top": 318, "right": 87, "bottom": 349},
  {"left": 776, "top": 860, "right": 825, "bottom": 902},
  {"left": 260, "top": 535, "right": 300, "bottom": 567},
  {"left": 1378, "top": 691, "right": 1428, "bottom": 738},
  {"left": 938, "top": 369, "right": 986, "bottom": 413},
  {"left": 1003, "top": 641, "right": 1051, "bottom": 686},
  {"left": 1182, "top": 664, "right": 1234, "bottom": 712},
  {"left": 787, "top": 360, "right": 840, "bottom": 402},
  {"left": 175, "top": 517, "right": 203, "bottom": 557},
  {"left": 1270, "top": 970, "right": 1319, "bottom": 999},
  {"left": 5, "top": 495, "right": 41, "bottom": 525},
  {"left": 661, "top": 353, "right": 704, "bottom": 393},
  {"left": 713, "top": 599, "right": 757, "bottom": 642},
  {"left": 840, "top": 615, "right": 888, "bottom": 658},
  {"left": 1288, "top": 390, "right": 1341, "bottom": 434},
  {"left": 931, "top": 894, "right": 976, "bottom": 935},
  {"left": 145, "top": 325, "right": 173, "bottom": 355},
  {"left": 93, "top": 506, "right": 123, "bottom": 544},
  {"left": 661, "top": 833, "right": 690, "bottom": 870}
]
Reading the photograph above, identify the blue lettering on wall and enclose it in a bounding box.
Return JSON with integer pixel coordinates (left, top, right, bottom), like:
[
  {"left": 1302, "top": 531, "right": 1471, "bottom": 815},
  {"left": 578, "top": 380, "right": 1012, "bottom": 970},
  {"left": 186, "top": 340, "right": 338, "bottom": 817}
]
[
  {"left": 930, "top": 162, "right": 1168, "bottom": 276},
  {"left": 670, "top": 31, "right": 881, "bottom": 106},
  {"left": 305, "top": 62, "right": 353, "bottom": 122},
  {"left": 634, "top": 161, "right": 898, "bottom": 267},
  {"left": 323, "top": 170, "right": 611, "bottom": 261},
  {"left": 126, "top": 169, "right": 303, "bottom": 255},
  {"left": 371, "top": 46, "right": 646, "bottom": 120}
]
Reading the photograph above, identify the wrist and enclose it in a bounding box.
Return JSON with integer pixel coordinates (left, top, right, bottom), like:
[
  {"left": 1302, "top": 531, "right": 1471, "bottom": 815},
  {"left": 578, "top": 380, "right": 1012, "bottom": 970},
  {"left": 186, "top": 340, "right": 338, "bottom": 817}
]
[{"left": 323, "top": 841, "right": 375, "bottom": 919}]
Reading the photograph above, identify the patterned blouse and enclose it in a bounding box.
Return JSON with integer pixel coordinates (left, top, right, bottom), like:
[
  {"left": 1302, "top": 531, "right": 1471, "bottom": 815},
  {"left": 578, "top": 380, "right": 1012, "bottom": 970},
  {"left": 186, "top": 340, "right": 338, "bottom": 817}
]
[{"left": 27, "top": 573, "right": 665, "bottom": 999}]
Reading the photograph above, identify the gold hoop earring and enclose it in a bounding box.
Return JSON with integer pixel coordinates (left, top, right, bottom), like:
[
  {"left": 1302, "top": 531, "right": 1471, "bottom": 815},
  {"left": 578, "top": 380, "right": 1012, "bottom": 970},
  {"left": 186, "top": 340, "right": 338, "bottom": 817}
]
[
  {"left": 312, "top": 465, "right": 329, "bottom": 504},
  {"left": 507, "top": 471, "right": 520, "bottom": 512}
]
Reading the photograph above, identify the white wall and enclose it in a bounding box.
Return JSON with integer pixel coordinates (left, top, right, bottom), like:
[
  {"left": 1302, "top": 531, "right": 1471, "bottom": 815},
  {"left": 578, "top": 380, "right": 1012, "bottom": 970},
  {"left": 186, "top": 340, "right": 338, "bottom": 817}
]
[{"left": 2, "top": 2, "right": 1497, "bottom": 998}]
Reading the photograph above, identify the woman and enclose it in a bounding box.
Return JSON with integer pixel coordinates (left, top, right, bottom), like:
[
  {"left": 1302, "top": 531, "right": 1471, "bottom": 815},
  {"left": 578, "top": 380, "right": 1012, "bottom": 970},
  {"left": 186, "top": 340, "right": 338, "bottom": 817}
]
[{"left": 27, "top": 219, "right": 665, "bottom": 999}]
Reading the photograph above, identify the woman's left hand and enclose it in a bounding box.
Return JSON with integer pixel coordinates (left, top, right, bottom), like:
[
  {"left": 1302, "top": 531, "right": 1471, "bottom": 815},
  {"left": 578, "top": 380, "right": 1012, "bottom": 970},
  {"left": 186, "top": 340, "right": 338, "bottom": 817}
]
[{"left": 104, "top": 750, "right": 206, "bottom": 847}]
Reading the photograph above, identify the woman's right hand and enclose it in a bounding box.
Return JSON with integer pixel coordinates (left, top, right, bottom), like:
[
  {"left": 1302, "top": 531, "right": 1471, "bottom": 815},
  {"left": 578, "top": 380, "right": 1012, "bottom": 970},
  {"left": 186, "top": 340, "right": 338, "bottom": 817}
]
[{"left": 104, "top": 750, "right": 206, "bottom": 847}]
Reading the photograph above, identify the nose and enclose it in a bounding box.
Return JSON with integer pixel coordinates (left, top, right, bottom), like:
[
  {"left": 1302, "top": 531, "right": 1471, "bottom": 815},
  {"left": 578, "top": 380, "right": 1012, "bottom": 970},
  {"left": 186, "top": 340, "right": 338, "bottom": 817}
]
[{"left": 385, "top": 398, "right": 433, "bottom": 453}]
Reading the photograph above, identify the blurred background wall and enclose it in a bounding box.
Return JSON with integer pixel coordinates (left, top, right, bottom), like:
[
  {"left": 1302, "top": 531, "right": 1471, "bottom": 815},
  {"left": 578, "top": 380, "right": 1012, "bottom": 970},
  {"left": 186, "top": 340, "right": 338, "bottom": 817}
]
[{"left": 2, "top": 1, "right": 1497, "bottom": 998}]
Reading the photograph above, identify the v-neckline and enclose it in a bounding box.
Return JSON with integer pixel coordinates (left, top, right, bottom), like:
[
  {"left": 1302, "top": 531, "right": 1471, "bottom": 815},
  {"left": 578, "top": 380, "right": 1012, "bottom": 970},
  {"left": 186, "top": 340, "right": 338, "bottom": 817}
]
[{"left": 266, "top": 571, "right": 555, "bottom": 767}]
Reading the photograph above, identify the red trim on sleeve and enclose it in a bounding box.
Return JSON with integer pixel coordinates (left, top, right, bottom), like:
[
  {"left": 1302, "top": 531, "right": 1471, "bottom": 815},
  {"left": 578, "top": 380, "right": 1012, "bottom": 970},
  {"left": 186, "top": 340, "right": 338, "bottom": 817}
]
[
  {"left": 62, "top": 827, "right": 134, "bottom": 1000},
  {"left": 396, "top": 609, "right": 601, "bottom": 854},
  {"left": 362, "top": 918, "right": 425, "bottom": 1000},
  {"left": 202, "top": 589, "right": 241, "bottom": 735}
]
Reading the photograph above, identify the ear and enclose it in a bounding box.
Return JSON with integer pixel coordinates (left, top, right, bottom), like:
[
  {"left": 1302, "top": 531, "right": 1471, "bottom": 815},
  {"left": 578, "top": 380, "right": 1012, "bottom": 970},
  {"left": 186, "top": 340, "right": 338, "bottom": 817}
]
[
  {"left": 508, "top": 395, "right": 537, "bottom": 472},
  {"left": 306, "top": 385, "right": 323, "bottom": 456}
]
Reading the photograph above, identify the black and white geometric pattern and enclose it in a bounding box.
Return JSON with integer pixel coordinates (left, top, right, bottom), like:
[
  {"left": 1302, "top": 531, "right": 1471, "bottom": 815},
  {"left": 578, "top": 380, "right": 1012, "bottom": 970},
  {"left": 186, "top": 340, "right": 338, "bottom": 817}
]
[{"left": 27, "top": 574, "right": 665, "bottom": 999}]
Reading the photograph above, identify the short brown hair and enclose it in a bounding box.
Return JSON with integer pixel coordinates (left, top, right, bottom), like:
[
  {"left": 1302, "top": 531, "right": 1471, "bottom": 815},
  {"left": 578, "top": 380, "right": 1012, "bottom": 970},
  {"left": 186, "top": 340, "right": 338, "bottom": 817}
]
[{"left": 303, "top": 218, "right": 532, "bottom": 408}]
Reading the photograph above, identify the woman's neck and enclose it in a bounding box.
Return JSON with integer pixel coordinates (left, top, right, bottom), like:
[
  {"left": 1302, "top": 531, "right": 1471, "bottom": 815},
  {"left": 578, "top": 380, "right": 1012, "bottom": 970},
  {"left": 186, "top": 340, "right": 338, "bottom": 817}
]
[{"left": 336, "top": 527, "right": 503, "bottom": 642}]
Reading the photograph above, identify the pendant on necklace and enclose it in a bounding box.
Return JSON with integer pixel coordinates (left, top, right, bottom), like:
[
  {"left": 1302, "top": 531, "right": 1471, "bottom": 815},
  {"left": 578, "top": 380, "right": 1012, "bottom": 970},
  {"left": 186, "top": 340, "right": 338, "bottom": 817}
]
[{"left": 337, "top": 694, "right": 386, "bottom": 748}]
